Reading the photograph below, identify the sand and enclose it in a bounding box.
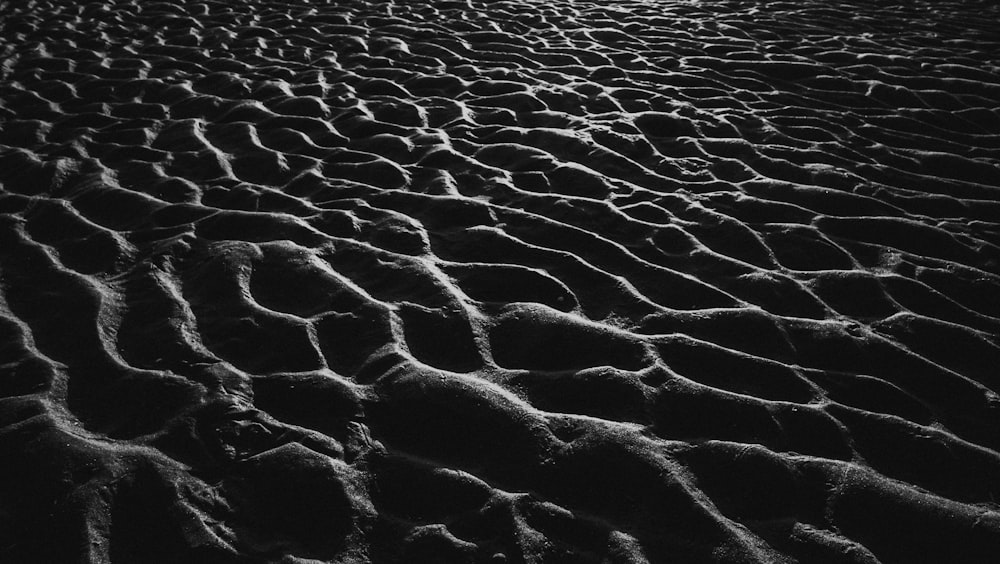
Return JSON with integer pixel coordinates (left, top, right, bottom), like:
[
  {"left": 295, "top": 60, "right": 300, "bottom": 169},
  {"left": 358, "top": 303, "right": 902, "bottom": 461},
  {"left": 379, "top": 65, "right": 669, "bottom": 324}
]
[{"left": 2, "top": 0, "right": 1000, "bottom": 562}]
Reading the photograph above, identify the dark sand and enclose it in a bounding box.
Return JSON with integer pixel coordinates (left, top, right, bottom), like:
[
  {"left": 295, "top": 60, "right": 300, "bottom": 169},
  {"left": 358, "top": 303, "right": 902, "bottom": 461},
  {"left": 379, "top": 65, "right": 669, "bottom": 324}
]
[{"left": 2, "top": 0, "right": 1000, "bottom": 562}]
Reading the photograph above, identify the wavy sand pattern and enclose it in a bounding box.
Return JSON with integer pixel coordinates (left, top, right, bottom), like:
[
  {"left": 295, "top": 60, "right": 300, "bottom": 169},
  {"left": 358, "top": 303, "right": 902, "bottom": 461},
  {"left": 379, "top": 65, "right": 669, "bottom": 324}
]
[{"left": 2, "top": 0, "right": 1000, "bottom": 562}]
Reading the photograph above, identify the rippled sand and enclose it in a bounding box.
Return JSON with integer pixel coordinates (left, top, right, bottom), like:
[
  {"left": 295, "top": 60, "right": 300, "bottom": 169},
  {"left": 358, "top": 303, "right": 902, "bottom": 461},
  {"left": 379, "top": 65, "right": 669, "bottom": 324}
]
[{"left": 2, "top": 0, "right": 1000, "bottom": 562}]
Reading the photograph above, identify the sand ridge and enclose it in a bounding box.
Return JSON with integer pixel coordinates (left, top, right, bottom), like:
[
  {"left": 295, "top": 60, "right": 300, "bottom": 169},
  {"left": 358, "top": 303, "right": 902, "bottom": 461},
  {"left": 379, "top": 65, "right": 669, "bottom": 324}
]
[{"left": 2, "top": 0, "right": 1000, "bottom": 562}]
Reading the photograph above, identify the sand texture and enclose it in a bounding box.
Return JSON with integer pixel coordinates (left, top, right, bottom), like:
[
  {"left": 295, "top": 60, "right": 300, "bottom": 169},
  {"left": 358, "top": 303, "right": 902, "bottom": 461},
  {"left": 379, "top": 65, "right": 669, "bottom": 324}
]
[{"left": 2, "top": 0, "right": 1000, "bottom": 562}]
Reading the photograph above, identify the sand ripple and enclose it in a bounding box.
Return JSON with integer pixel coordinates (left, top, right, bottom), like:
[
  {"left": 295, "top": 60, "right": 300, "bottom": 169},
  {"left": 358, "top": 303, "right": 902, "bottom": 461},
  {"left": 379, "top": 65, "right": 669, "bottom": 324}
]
[{"left": 2, "top": 0, "right": 1000, "bottom": 562}]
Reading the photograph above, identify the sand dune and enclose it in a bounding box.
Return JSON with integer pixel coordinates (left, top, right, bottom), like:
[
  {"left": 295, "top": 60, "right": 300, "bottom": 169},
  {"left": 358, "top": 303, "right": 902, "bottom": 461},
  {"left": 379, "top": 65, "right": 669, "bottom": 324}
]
[{"left": 2, "top": 0, "right": 1000, "bottom": 562}]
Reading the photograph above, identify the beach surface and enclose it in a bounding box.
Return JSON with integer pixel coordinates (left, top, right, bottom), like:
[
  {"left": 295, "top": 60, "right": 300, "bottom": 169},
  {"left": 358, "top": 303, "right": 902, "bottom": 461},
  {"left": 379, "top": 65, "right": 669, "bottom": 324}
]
[{"left": 2, "top": 0, "right": 1000, "bottom": 562}]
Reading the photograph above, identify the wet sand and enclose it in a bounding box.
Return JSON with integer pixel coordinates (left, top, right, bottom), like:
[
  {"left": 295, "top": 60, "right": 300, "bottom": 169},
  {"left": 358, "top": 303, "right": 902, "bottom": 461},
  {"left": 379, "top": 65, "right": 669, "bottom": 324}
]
[{"left": 2, "top": 0, "right": 1000, "bottom": 562}]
